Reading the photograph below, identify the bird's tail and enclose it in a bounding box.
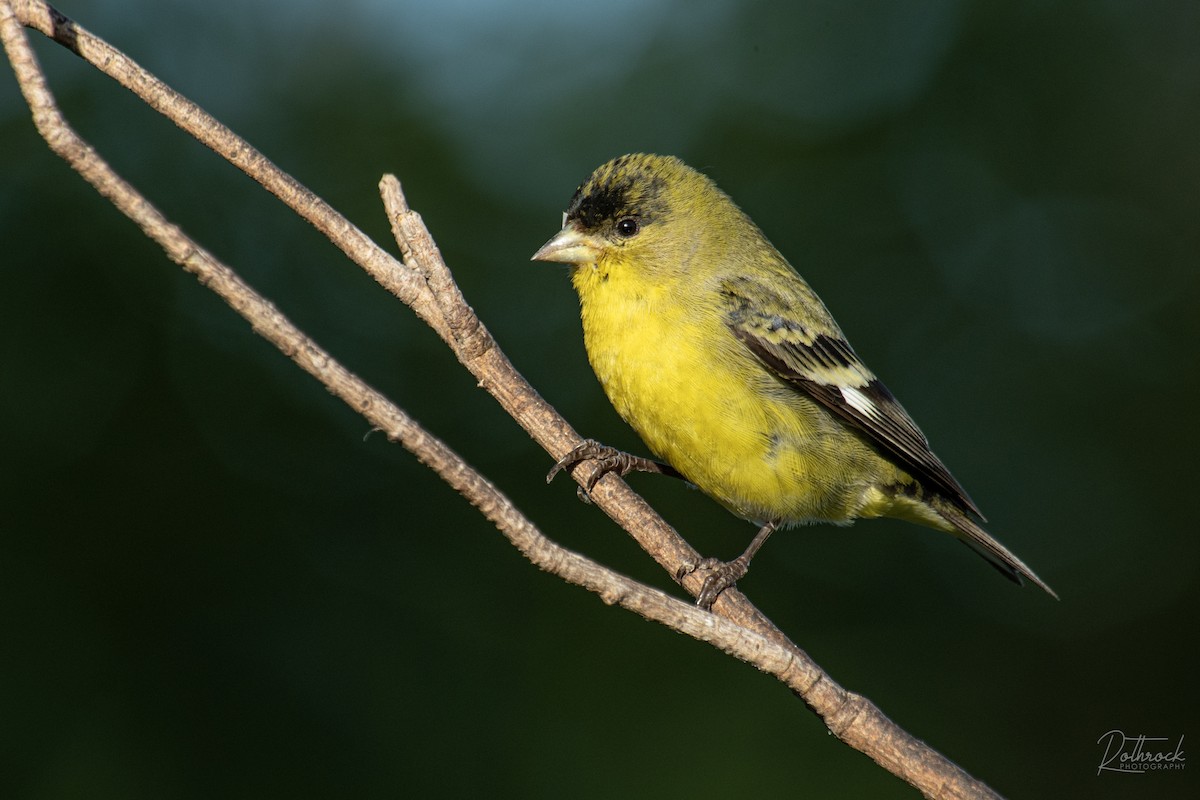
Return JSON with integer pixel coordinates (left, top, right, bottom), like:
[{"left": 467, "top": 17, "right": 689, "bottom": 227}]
[{"left": 933, "top": 500, "right": 1058, "bottom": 599}]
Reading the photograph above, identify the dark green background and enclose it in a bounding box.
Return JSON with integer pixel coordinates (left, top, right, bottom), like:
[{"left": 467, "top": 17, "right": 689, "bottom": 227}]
[{"left": 2, "top": 1, "right": 1196, "bottom": 797}]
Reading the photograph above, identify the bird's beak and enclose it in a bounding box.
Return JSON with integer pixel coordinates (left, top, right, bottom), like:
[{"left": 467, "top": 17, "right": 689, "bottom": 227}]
[{"left": 531, "top": 223, "right": 604, "bottom": 266}]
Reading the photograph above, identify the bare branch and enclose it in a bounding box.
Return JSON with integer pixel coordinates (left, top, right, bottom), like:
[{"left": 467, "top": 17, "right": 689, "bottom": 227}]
[{"left": 2, "top": 1, "right": 1002, "bottom": 797}]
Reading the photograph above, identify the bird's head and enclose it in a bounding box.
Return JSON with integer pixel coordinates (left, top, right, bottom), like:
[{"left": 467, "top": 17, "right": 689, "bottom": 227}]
[{"left": 532, "top": 153, "right": 737, "bottom": 285}]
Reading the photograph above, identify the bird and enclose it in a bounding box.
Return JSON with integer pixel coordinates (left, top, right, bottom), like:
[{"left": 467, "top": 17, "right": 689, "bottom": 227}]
[{"left": 532, "top": 153, "right": 1055, "bottom": 608}]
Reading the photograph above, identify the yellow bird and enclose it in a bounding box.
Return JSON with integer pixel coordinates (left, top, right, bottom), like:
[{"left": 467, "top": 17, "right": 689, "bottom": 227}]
[{"left": 533, "top": 154, "right": 1055, "bottom": 607}]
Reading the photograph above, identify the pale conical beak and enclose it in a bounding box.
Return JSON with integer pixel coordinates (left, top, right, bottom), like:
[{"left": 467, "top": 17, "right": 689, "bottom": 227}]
[{"left": 531, "top": 223, "right": 604, "bottom": 266}]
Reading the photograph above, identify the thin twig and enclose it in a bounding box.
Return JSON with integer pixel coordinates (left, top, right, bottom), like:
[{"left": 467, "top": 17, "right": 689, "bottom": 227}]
[{"left": 2, "top": 1, "right": 1002, "bottom": 797}]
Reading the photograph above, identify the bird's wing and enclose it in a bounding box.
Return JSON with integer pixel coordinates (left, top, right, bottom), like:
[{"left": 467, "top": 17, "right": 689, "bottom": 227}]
[{"left": 720, "top": 276, "right": 983, "bottom": 518}]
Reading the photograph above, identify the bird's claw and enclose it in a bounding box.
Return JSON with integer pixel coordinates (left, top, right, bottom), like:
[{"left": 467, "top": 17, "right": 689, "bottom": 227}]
[
  {"left": 677, "top": 556, "right": 749, "bottom": 610},
  {"left": 547, "top": 439, "right": 642, "bottom": 495}
]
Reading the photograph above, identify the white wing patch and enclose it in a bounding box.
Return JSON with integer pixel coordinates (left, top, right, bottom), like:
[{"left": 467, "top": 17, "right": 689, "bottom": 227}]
[{"left": 840, "top": 385, "right": 879, "bottom": 420}]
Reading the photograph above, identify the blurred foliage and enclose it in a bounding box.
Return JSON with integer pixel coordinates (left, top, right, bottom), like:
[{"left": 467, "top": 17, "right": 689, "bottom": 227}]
[{"left": 2, "top": 1, "right": 1197, "bottom": 798}]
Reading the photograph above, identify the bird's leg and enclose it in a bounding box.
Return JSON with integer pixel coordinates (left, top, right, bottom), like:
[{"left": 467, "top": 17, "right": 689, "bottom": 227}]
[
  {"left": 677, "top": 520, "right": 779, "bottom": 610},
  {"left": 547, "top": 439, "right": 684, "bottom": 501}
]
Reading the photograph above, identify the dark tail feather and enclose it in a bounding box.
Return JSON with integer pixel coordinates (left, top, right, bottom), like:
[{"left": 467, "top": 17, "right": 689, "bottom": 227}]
[{"left": 934, "top": 501, "right": 1058, "bottom": 599}]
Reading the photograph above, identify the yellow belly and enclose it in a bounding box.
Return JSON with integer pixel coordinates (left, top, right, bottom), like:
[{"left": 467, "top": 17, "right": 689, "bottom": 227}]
[{"left": 575, "top": 265, "right": 894, "bottom": 525}]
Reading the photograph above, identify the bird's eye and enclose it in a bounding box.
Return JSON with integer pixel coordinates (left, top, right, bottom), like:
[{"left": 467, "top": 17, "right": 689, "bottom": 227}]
[{"left": 615, "top": 217, "right": 640, "bottom": 238}]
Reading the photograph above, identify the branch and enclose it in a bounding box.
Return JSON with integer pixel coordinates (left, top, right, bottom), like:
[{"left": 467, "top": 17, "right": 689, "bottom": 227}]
[{"left": 1, "top": 2, "right": 1001, "bottom": 797}]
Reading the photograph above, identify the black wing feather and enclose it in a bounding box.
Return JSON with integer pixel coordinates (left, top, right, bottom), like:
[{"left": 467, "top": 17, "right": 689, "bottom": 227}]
[{"left": 722, "top": 282, "right": 983, "bottom": 519}]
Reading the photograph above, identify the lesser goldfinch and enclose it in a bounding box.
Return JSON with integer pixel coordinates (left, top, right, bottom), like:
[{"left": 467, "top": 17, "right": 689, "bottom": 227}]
[{"left": 533, "top": 153, "right": 1055, "bottom": 607}]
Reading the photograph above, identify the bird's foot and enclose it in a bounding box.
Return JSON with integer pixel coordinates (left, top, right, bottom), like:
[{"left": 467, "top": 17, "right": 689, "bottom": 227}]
[
  {"left": 547, "top": 439, "right": 670, "bottom": 501},
  {"left": 675, "top": 556, "right": 750, "bottom": 610}
]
